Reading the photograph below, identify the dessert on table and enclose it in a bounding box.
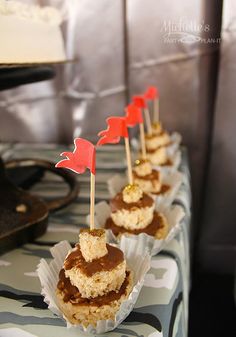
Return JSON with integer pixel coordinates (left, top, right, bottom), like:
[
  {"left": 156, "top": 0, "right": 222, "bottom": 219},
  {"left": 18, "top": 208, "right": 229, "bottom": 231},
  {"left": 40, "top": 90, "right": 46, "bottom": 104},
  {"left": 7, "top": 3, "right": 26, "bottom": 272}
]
[
  {"left": 145, "top": 122, "right": 172, "bottom": 166},
  {"left": 133, "top": 158, "right": 170, "bottom": 195},
  {"left": 56, "top": 228, "right": 133, "bottom": 327},
  {"left": 96, "top": 113, "right": 170, "bottom": 240},
  {"left": 124, "top": 101, "right": 171, "bottom": 193},
  {"left": 146, "top": 122, "right": 171, "bottom": 148},
  {"left": 145, "top": 144, "right": 168, "bottom": 166},
  {"left": 50, "top": 138, "right": 136, "bottom": 329},
  {"left": 38, "top": 86, "right": 182, "bottom": 331},
  {"left": 105, "top": 183, "right": 169, "bottom": 239},
  {"left": 132, "top": 87, "right": 180, "bottom": 167}
]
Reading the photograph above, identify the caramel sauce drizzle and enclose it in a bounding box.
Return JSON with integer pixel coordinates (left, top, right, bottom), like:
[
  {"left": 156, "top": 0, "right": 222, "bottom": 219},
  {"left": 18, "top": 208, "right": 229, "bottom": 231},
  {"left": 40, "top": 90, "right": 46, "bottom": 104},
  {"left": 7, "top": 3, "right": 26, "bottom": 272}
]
[
  {"left": 105, "top": 211, "right": 165, "bottom": 237},
  {"left": 57, "top": 269, "right": 130, "bottom": 306},
  {"left": 152, "top": 184, "right": 170, "bottom": 195},
  {"left": 110, "top": 191, "right": 153, "bottom": 212},
  {"left": 64, "top": 244, "right": 124, "bottom": 277},
  {"left": 133, "top": 169, "right": 160, "bottom": 181}
]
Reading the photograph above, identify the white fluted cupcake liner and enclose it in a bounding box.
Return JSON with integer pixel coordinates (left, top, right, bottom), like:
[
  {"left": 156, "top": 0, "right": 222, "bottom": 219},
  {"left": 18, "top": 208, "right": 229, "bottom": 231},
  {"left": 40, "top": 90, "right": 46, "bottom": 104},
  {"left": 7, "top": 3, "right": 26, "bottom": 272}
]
[
  {"left": 166, "top": 132, "right": 182, "bottom": 156},
  {"left": 108, "top": 170, "right": 183, "bottom": 209},
  {"left": 154, "top": 170, "right": 183, "bottom": 208},
  {"left": 89, "top": 201, "right": 185, "bottom": 256},
  {"left": 37, "top": 237, "right": 151, "bottom": 335}
]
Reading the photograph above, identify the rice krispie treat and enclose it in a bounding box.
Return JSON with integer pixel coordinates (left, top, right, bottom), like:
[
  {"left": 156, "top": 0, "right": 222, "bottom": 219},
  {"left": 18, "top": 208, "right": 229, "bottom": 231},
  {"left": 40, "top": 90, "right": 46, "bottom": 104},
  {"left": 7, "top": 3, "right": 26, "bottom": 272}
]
[
  {"left": 133, "top": 159, "right": 170, "bottom": 195},
  {"left": 56, "top": 229, "right": 133, "bottom": 327},
  {"left": 144, "top": 122, "right": 172, "bottom": 165},
  {"left": 105, "top": 184, "right": 169, "bottom": 239}
]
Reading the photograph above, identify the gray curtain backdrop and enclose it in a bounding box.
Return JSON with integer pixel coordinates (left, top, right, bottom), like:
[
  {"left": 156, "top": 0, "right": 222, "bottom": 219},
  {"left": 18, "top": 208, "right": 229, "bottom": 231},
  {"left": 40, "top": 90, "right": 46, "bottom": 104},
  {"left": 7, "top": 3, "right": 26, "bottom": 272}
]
[{"left": 0, "top": 0, "right": 234, "bottom": 272}]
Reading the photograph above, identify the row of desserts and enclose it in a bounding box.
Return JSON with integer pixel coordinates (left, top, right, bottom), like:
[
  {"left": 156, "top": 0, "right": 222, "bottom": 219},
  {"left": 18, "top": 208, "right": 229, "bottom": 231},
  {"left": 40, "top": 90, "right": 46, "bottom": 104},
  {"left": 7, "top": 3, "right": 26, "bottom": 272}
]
[
  {"left": 38, "top": 86, "right": 185, "bottom": 333},
  {"left": 94, "top": 87, "right": 183, "bottom": 246}
]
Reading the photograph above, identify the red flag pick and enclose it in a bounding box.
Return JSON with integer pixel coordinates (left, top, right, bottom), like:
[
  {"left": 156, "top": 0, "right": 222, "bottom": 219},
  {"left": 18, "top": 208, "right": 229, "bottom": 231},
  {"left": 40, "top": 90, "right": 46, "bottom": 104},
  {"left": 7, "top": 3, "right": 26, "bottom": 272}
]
[
  {"left": 144, "top": 86, "right": 160, "bottom": 123},
  {"left": 125, "top": 103, "right": 143, "bottom": 126},
  {"left": 56, "top": 138, "right": 96, "bottom": 230},
  {"left": 97, "top": 116, "right": 128, "bottom": 146},
  {"left": 56, "top": 138, "right": 96, "bottom": 174},
  {"left": 132, "top": 95, "right": 147, "bottom": 109},
  {"left": 133, "top": 95, "right": 152, "bottom": 135},
  {"left": 144, "top": 86, "right": 159, "bottom": 100},
  {"left": 97, "top": 116, "right": 133, "bottom": 185}
]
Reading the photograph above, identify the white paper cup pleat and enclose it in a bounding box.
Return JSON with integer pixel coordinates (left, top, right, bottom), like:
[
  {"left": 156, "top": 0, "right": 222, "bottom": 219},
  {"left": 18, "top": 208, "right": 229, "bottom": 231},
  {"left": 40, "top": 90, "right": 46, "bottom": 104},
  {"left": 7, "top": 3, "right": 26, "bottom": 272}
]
[{"left": 37, "top": 237, "right": 151, "bottom": 334}]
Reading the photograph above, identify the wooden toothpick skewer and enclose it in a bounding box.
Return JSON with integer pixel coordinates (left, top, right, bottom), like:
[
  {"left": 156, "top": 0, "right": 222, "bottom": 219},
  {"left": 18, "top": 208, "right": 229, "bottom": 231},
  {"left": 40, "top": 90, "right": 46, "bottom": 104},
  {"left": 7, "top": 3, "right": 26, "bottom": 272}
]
[
  {"left": 144, "top": 107, "right": 152, "bottom": 135},
  {"left": 139, "top": 123, "right": 147, "bottom": 159},
  {"left": 153, "top": 98, "right": 159, "bottom": 123},
  {"left": 124, "top": 137, "right": 133, "bottom": 185},
  {"left": 90, "top": 172, "right": 95, "bottom": 230}
]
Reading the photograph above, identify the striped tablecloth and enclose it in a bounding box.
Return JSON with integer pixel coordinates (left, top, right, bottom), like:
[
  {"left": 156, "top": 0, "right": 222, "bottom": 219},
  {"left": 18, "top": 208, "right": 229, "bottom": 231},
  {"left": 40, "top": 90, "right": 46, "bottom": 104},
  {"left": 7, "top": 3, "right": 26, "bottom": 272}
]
[{"left": 0, "top": 144, "right": 191, "bottom": 337}]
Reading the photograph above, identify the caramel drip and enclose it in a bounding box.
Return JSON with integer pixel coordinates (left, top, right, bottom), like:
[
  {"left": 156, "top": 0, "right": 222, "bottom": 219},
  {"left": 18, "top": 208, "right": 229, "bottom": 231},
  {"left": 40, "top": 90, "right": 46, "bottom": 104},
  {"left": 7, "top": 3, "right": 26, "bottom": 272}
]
[
  {"left": 57, "top": 269, "right": 130, "bottom": 306},
  {"left": 160, "top": 158, "right": 172, "bottom": 166},
  {"left": 110, "top": 191, "right": 153, "bottom": 212},
  {"left": 133, "top": 169, "right": 160, "bottom": 181},
  {"left": 64, "top": 244, "right": 124, "bottom": 276},
  {"left": 152, "top": 184, "right": 170, "bottom": 195},
  {"left": 105, "top": 211, "right": 165, "bottom": 237},
  {"left": 146, "top": 146, "right": 164, "bottom": 154}
]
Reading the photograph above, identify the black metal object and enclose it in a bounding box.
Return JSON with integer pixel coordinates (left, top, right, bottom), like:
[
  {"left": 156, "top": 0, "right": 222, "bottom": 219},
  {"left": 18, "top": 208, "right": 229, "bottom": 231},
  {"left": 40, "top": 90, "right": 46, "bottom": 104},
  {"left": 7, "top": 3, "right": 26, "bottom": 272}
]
[
  {"left": 0, "top": 158, "right": 79, "bottom": 254},
  {"left": 6, "top": 165, "right": 45, "bottom": 190},
  {"left": 0, "top": 66, "right": 56, "bottom": 91},
  {"left": 5, "top": 158, "right": 79, "bottom": 212},
  {"left": 0, "top": 157, "right": 48, "bottom": 254},
  {"left": 0, "top": 65, "right": 78, "bottom": 254}
]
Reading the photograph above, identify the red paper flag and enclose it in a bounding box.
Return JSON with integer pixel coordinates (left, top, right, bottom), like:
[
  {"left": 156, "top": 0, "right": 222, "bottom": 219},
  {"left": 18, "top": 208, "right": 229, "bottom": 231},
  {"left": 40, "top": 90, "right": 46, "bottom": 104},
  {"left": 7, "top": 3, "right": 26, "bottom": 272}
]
[
  {"left": 97, "top": 116, "right": 128, "bottom": 146},
  {"left": 144, "top": 86, "right": 159, "bottom": 100},
  {"left": 55, "top": 138, "right": 96, "bottom": 174},
  {"left": 132, "top": 95, "right": 147, "bottom": 109},
  {"left": 125, "top": 103, "right": 143, "bottom": 127}
]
